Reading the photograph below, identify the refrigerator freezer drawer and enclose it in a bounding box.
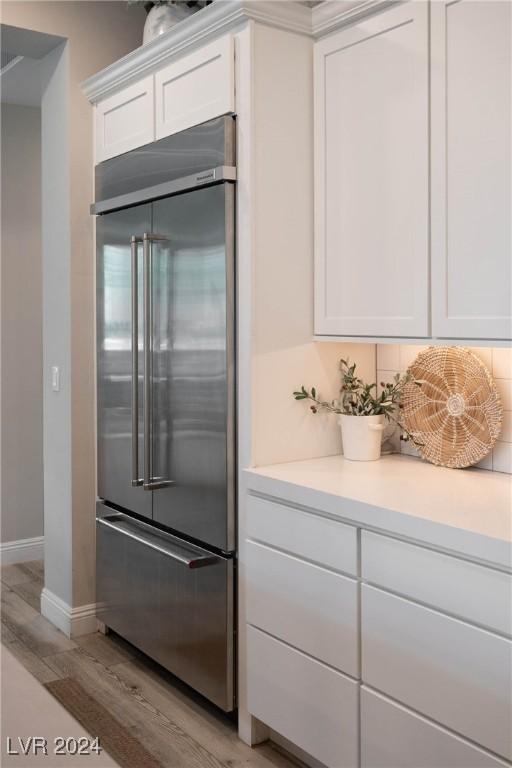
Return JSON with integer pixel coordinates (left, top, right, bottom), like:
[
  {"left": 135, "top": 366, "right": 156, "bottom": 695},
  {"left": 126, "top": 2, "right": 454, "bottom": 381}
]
[{"left": 96, "top": 503, "right": 235, "bottom": 711}]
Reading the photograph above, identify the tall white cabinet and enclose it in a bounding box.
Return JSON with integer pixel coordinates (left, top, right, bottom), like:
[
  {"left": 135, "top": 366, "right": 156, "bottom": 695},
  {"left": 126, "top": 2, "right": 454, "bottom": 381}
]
[
  {"left": 85, "top": 0, "right": 352, "bottom": 750},
  {"left": 431, "top": 0, "right": 512, "bottom": 340},
  {"left": 314, "top": 2, "right": 429, "bottom": 338},
  {"left": 314, "top": 0, "right": 512, "bottom": 341}
]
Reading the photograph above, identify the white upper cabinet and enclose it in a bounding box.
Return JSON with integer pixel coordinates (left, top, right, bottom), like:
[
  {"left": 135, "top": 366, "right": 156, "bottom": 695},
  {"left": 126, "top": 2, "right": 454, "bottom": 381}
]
[
  {"left": 314, "top": 2, "right": 430, "bottom": 338},
  {"left": 155, "top": 36, "right": 235, "bottom": 141},
  {"left": 94, "top": 36, "right": 235, "bottom": 164},
  {"left": 95, "top": 76, "right": 154, "bottom": 163},
  {"left": 431, "top": 0, "right": 512, "bottom": 340},
  {"left": 314, "top": 0, "right": 511, "bottom": 342}
]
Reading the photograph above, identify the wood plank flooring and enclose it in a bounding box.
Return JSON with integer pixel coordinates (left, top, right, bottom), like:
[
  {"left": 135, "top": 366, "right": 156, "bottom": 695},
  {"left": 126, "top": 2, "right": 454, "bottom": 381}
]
[{"left": 1, "top": 562, "right": 299, "bottom": 768}]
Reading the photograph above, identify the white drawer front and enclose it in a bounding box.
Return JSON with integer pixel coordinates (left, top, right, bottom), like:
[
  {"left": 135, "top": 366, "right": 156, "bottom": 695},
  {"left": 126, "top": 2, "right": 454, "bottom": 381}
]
[
  {"left": 247, "top": 540, "right": 358, "bottom": 675},
  {"left": 362, "top": 687, "right": 510, "bottom": 768},
  {"left": 246, "top": 494, "right": 357, "bottom": 575},
  {"left": 362, "top": 585, "right": 512, "bottom": 760},
  {"left": 155, "top": 36, "right": 234, "bottom": 140},
  {"left": 362, "top": 531, "right": 512, "bottom": 637},
  {"left": 95, "top": 76, "right": 154, "bottom": 163},
  {"left": 247, "top": 626, "right": 359, "bottom": 768}
]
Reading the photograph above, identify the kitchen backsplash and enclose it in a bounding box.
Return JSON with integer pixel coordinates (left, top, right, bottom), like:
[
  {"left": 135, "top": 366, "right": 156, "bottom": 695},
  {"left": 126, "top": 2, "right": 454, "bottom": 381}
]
[{"left": 377, "top": 345, "right": 512, "bottom": 474}]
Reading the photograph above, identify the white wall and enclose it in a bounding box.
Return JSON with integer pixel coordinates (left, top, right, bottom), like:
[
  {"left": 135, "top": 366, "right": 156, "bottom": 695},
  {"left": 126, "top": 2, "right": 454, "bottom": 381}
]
[
  {"left": 0, "top": 2, "right": 145, "bottom": 617},
  {"left": 1, "top": 104, "right": 44, "bottom": 544},
  {"left": 40, "top": 41, "right": 73, "bottom": 604}
]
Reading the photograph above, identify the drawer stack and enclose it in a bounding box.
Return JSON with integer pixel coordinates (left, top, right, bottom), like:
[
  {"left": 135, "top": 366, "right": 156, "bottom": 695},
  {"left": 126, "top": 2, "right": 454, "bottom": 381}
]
[
  {"left": 246, "top": 494, "right": 359, "bottom": 768},
  {"left": 245, "top": 491, "right": 512, "bottom": 768},
  {"left": 361, "top": 532, "right": 512, "bottom": 766}
]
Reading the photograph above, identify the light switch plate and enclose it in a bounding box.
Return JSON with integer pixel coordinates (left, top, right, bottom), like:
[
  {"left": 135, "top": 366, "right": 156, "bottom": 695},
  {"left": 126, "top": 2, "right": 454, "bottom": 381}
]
[{"left": 51, "top": 366, "right": 60, "bottom": 392}]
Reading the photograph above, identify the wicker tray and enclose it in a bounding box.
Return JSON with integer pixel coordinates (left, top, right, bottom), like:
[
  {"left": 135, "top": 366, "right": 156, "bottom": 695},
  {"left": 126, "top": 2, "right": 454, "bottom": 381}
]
[{"left": 401, "top": 347, "right": 503, "bottom": 469}]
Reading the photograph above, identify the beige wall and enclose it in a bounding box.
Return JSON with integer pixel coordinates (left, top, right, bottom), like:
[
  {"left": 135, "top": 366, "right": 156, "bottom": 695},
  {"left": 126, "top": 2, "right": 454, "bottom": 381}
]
[
  {"left": 0, "top": 2, "right": 145, "bottom": 611},
  {"left": 251, "top": 23, "right": 375, "bottom": 468},
  {"left": 1, "top": 104, "right": 43, "bottom": 544}
]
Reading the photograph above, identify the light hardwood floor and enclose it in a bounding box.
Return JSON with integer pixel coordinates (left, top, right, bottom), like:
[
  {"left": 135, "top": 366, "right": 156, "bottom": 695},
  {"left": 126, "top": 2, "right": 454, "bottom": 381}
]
[
  {"left": 2, "top": 645, "right": 119, "bottom": 766},
  {"left": 1, "top": 562, "right": 298, "bottom": 768}
]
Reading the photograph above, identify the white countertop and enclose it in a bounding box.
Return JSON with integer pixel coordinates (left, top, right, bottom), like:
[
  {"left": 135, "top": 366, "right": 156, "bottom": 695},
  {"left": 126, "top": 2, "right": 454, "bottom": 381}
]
[{"left": 244, "top": 454, "right": 512, "bottom": 569}]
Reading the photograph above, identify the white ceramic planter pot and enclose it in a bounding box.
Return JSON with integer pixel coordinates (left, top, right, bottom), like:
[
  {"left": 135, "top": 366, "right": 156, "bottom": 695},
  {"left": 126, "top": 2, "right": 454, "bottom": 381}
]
[{"left": 339, "top": 414, "right": 385, "bottom": 461}]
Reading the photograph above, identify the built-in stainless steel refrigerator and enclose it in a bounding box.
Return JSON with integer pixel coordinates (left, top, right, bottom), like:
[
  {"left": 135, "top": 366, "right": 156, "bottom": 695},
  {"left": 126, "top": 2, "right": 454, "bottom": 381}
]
[{"left": 92, "top": 117, "right": 236, "bottom": 711}]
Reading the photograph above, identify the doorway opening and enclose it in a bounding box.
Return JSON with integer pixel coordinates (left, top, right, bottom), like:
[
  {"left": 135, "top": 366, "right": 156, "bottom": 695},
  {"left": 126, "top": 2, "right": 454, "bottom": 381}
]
[{"left": 1, "top": 24, "right": 67, "bottom": 583}]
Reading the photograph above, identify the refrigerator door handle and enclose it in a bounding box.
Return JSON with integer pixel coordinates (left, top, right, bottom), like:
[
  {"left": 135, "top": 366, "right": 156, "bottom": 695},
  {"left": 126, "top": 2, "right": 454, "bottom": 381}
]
[
  {"left": 131, "top": 236, "right": 144, "bottom": 487},
  {"left": 143, "top": 232, "right": 175, "bottom": 491},
  {"left": 97, "top": 512, "right": 220, "bottom": 568}
]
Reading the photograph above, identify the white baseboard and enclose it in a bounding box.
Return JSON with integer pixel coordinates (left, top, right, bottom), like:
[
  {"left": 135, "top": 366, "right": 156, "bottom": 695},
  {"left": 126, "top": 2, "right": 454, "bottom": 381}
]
[
  {"left": 0, "top": 536, "right": 44, "bottom": 566},
  {"left": 41, "top": 588, "right": 97, "bottom": 638},
  {"left": 71, "top": 601, "right": 99, "bottom": 637}
]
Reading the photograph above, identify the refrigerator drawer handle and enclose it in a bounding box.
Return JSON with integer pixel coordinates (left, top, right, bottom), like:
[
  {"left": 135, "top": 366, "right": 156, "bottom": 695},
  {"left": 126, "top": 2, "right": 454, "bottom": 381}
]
[
  {"left": 131, "top": 236, "right": 144, "bottom": 487},
  {"left": 97, "top": 516, "right": 219, "bottom": 569}
]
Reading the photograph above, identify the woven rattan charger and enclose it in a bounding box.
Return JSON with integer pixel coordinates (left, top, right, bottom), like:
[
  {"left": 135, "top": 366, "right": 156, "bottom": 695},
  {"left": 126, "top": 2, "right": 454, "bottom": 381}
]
[{"left": 401, "top": 347, "right": 503, "bottom": 469}]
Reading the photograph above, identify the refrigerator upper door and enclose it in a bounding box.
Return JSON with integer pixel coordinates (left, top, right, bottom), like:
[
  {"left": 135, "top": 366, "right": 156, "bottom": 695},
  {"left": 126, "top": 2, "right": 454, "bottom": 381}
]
[
  {"left": 97, "top": 204, "right": 153, "bottom": 520},
  {"left": 151, "top": 184, "right": 235, "bottom": 551}
]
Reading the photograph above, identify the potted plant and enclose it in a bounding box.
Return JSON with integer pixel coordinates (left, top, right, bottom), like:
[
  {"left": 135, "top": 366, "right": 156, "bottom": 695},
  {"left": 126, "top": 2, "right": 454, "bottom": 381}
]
[{"left": 293, "top": 359, "right": 420, "bottom": 462}]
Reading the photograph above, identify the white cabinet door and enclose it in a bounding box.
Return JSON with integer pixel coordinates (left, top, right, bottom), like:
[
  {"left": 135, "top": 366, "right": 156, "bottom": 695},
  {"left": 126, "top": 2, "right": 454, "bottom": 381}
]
[
  {"left": 431, "top": 1, "right": 512, "bottom": 340},
  {"left": 362, "top": 585, "right": 512, "bottom": 760},
  {"left": 361, "top": 687, "right": 510, "bottom": 768},
  {"left": 246, "top": 540, "right": 359, "bottom": 675},
  {"left": 155, "top": 36, "right": 235, "bottom": 140},
  {"left": 247, "top": 626, "right": 359, "bottom": 768},
  {"left": 314, "top": 2, "right": 429, "bottom": 337},
  {"left": 246, "top": 493, "right": 358, "bottom": 575},
  {"left": 361, "top": 530, "right": 512, "bottom": 637},
  {"left": 95, "top": 76, "right": 154, "bottom": 163}
]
